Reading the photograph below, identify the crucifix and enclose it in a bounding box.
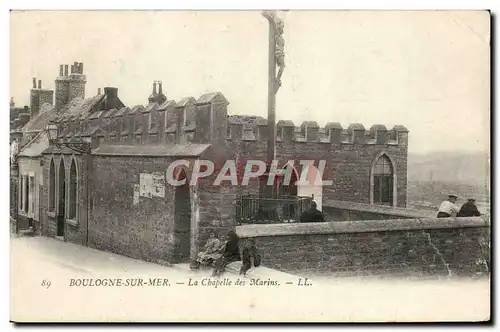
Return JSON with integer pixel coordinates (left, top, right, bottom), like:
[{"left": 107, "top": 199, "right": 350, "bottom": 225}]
[{"left": 260, "top": 10, "right": 286, "bottom": 200}]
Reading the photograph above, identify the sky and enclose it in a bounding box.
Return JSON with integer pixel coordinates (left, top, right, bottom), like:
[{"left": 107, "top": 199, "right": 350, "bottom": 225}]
[{"left": 9, "top": 10, "right": 490, "bottom": 154}]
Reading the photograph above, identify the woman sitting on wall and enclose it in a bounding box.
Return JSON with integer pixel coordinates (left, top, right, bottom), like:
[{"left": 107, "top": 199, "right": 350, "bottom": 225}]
[
  {"left": 212, "top": 230, "right": 241, "bottom": 277},
  {"left": 191, "top": 231, "right": 222, "bottom": 269}
]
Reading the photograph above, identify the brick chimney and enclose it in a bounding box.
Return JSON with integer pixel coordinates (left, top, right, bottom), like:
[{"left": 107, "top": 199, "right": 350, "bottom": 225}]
[
  {"left": 30, "top": 77, "right": 53, "bottom": 118},
  {"left": 55, "top": 64, "right": 70, "bottom": 111}
]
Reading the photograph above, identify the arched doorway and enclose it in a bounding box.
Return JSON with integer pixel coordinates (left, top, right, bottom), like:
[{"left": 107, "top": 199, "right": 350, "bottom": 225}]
[
  {"left": 173, "top": 169, "right": 191, "bottom": 263},
  {"left": 57, "top": 159, "right": 66, "bottom": 237},
  {"left": 297, "top": 164, "right": 323, "bottom": 211}
]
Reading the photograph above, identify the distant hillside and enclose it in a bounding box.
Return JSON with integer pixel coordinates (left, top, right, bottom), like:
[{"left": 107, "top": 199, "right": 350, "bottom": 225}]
[
  {"left": 408, "top": 151, "right": 490, "bottom": 187},
  {"left": 407, "top": 151, "right": 490, "bottom": 214}
]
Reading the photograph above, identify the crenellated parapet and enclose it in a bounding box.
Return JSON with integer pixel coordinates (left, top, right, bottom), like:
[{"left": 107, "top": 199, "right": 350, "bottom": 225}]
[
  {"left": 50, "top": 89, "right": 408, "bottom": 149},
  {"left": 227, "top": 117, "right": 408, "bottom": 146}
]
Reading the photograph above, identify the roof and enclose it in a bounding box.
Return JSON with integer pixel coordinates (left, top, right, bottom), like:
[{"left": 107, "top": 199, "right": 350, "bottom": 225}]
[
  {"left": 196, "top": 92, "right": 229, "bottom": 105},
  {"left": 301, "top": 121, "right": 319, "bottom": 128},
  {"left": 176, "top": 97, "right": 196, "bottom": 108},
  {"left": 277, "top": 120, "right": 295, "bottom": 127},
  {"left": 348, "top": 123, "right": 365, "bottom": 131},
  {"left": 18, "top": 131, "right": 49, "bottom": 157},
  {"left": 22, "top": 103, "right": 56, "bottom": 132},
  {"left": 128, "top": 105, "right": 144, "bottom": 115},
  {"left": 42, "top": 145, "right": 83, "bottom": 155},
  {"left": 61, "top": 94, "right": 105, "bottom": 119},
  {"left": 325, "top": 122, "right": 343, "bottom": 130},
  {"left": 370, "top": 124, "right": 388, "bottom": 131},
  {"left": 157, "top": 100, "right": 176, "bottom": 111},
  {"left": 92, "top": 144, "right": 211, "bottom": 157},
  {"left": 103, "top": 108, "right": 118, "bottom": 118},
  {"left": 393, "top": 125, "right": 409, "bottom": 132},
  {"left": 113, "top": 106, "right": 129, "bottom": 117},
  {"left": 143, "top": 103, "right": 159, "bottom": 113}
]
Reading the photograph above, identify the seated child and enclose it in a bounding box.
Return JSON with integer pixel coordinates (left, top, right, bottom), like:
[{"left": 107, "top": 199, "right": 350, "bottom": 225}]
[
  {"left": 212, "top": 231, "right": 241, "bottom": 277},
  {"left": 239, "top": 238, "right": 261, "bottom": 276},
  {"left": 191, "top": 231, "right": 222, "bottom": 269}
]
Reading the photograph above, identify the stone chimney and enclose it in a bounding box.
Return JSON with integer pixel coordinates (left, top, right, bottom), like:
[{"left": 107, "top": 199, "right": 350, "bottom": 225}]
[
  {"left": 38, "top": 80, "right": 42, "bottom": 89},
  {"left": 68, "top": 61, "right": 87, "bottom": 103},
  {"left": 32, "top": 77, "right": 36, "bottom": 89},
  {"left": 98, "top": 88, "right": 101, "bottom": 95},
  {"left": 104, "top": 87, "right": 119, "bottom": 110},
  {"left": 149, "top": 80, "right": 167, "bottom": 105}
]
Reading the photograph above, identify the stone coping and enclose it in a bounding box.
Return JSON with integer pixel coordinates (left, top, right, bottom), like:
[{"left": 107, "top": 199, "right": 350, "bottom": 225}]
[
  {"left": 323, "top": 199, "right": 437, "bottom": 219},
  {"left": 236, "top": 217, "right": 487, "bottom": 238}
]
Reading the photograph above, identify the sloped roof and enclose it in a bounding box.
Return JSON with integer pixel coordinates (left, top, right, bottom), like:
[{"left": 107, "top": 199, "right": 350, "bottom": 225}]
[
  {"left": 143, "top": 102, "right": 159, "bottom": 113},
  {"left": 18, "top": 131, "right": 49, "bottom": 157},
  {"left": 22, "top": 103, "right": 56, "bottom": 133},
  {"left": 176, "top": 97, "right": 196, "bottom": 108},
  {"left": 113, "top": 106, "right": 129, "bottom": 117},
  {"left": 42, "top": 145, "right": 83, "bottom": 155},
  {"left": 63, "top": 94, "right": 105, "bottom": 119},
  {"left": 92, "top": 144, "right": 211, "bottom": 157},
  {"left": 157, "top": 100, "right": 176, "bottom": 111},
  {"left": 196, "top": 92, "right": 229, "bottom": 105}
]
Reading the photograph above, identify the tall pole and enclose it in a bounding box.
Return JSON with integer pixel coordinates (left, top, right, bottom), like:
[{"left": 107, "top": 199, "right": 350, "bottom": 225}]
[{"left": 266, "top": 12, "right": 277, "bottom": 168}]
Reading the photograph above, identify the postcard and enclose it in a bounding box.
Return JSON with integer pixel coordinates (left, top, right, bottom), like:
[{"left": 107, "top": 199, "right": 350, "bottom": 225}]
[{"left": 9, "top": 10, "right": 491, "bottom": 323}]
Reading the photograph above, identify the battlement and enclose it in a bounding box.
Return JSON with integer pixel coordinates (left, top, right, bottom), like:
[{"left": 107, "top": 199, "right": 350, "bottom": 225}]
[
  {"left": 54, "top": 90, "right": 408, "bottom": 148},
  {"left": 227, "top": 118, "right": 408, "bottom": 146}
]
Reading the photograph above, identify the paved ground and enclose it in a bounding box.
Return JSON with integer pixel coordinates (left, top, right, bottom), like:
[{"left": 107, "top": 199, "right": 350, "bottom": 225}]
[{"left": 10, "top": 236, "right": 490, "bottom": 322}]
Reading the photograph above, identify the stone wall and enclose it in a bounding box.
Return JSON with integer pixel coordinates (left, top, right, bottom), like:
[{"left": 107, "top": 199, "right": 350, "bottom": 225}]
[
  {"left": 236, "top": 217, "right": 490, "bottom": 278},
  {"left": 88, "top": 155, "right": 182, "bottom": 264},
  {"left": 227, "top": 141, "right": 408, "bottom": 208},
  {"left": 322, "top": 199, "right": 436, "bottom": 221}
]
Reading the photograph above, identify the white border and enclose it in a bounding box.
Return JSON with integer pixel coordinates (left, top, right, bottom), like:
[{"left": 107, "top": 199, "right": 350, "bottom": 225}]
[{"left": 2, "top": 1, "right": 497, "bottom": 330}]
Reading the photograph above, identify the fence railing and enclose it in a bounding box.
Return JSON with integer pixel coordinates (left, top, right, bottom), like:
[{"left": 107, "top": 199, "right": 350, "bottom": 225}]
[{"left": 235, "top": 195, "right": 313, "bottom": 224}]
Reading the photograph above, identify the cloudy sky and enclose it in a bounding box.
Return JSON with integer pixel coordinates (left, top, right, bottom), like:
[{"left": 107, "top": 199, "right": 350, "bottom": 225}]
[{"left": 10, "top": 10, "right": 490, "bottom": 154}]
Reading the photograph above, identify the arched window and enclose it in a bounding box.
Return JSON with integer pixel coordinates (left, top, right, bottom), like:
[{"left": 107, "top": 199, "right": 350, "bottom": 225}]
[
  {"left": 372, "top": 154, "right": 394, "bottom": 206},
  {"left": 49, "top": 159, "right": 55, "bottom": 212},
  {"left": 68, "top": 159, "right": 77, "bottom": 220}
]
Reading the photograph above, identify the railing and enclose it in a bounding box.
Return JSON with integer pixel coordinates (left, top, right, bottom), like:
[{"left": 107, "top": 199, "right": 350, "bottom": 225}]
[{"left": 235, "top": 195, "right": 313, "bottom": 224}]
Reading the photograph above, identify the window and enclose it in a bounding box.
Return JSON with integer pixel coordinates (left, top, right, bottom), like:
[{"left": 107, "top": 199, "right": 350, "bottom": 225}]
[
  {"left": 68, "top": 159, "right": 77, "bottom": 220},
  {"left": 373, "top": 155, "right": 394, "bottom": 206},
  {"left": 19, "top": 176, "right": 23, "bottom": 211},
  {"left": 29, "top": 176, "right": 35, "bottom": 216},
  {"left": 49, "top": 159, "right": 55, "bottom": 211},
  {"left": 23, "top": 175, "right": 28, "bottom": 213}
]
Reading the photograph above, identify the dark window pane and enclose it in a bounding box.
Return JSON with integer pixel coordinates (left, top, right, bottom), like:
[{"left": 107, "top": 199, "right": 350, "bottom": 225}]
[
  {"left": 381, "top": 176, "right": 390, "bottom": 203},
  {"left": 373, "top": 155, "right": 394, "bottom": 206},
  {"left": 374, "top": 176, "right": 381, "bottom": 202}
]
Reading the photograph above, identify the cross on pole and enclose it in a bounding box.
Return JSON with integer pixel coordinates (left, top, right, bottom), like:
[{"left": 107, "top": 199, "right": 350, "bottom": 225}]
[{"left": 261, "top": 10, "right": 286, "bottom": 198}]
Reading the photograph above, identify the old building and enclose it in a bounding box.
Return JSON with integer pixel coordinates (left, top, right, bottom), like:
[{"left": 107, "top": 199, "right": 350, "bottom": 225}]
[
  {"left": 13, "top": 61, "right": 408, "bottom": 266},
  {"left": 14, "top": 61, "right": 125, "bottom": 233}
]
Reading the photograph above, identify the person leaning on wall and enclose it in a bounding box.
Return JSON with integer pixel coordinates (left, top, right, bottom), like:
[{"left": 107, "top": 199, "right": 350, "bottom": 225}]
[
  {"left": 457, "top": 198, "right": 482, "bottom": 217},
  {"left": 437, "top": 194, "right": 460, "bottom": 218},
  {"left": 300, "top": 201, "right": 325, "bottom": 223}
]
